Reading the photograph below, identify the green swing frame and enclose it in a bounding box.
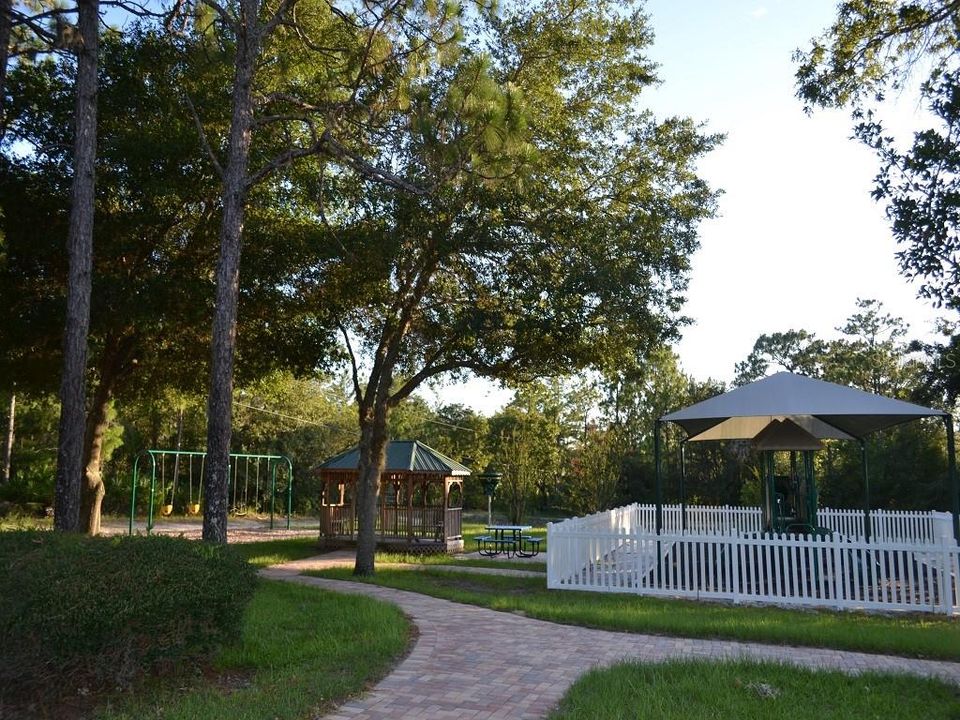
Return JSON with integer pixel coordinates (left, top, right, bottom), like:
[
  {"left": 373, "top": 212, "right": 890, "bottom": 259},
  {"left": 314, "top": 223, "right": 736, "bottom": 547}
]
[{"left": 129, "top": 449, "right": 294, "bottom": 534}]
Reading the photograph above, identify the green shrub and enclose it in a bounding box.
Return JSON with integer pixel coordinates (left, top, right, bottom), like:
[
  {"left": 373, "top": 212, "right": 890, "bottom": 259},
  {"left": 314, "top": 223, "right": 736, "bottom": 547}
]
[{"left": 0, "top": 532, "right": 257, "bottom": 701}]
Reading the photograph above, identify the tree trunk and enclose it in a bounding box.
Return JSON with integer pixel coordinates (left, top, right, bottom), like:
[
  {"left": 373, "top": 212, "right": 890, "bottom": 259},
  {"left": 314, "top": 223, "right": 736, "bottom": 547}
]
[
  {"left": 53, "top": 0, "right": 99, "bottom": 533},
  {"left": 2, "top": 390, "right": 14, "bottom": 483},
  {"left": 0, "top": 0, "right": 11, "bottom": 130},
  {"left": 80, "top": 377, "right": 113, "bottom": 535},
  {"left": 354, "top": 402, "right": 390, "bottom": 576},
  {"left": 80, "top": 334, "right": 134, "bottom": 534},
  {"left": 202, "top": 6, "right": 260, "bottom": 544}
]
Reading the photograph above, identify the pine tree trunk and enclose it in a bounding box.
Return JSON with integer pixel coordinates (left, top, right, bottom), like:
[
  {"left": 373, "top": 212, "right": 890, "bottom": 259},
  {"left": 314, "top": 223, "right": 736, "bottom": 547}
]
[
  {"left": 202, "top": 6, "right": 260, "bottom": 544},
  {"left": 53, "top": 0, "right": 99, "bottom": 533},
  {"left": 354, "top": 403, "right": 390, "bottom": 576},
  {"left": 2, "top": 391, "right": 14, "bottom": 483},
  {"left": 0, "top": 0, "right": 11, "bottom": 130}
]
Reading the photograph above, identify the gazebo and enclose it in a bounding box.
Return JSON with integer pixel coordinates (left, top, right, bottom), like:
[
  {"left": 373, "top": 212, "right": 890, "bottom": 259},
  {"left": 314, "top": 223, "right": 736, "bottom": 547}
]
[
  {"left": 657, "top": 372, "right": 959, "bottom": 542},
  {"left": 316, "top": 440, "right": 469, "bottom": 552}
]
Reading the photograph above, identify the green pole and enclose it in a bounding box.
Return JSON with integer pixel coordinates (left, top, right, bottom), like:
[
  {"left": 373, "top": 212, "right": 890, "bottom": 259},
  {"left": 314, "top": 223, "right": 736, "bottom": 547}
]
[
  {"left": 679, "top": 440, "right": 687, "bottom": 532},
  {"left": 285, "top": 456, "right": 293, "bottom": 530},
  {"left": 147, "top": 452, "right": 157, "bottom": 534},
  {"left": 861, "top": 439, "right": 871, "bottom": 542},
  {"left": 270, "top": 459, "right": 277, "bottom": 530},
  {"left": 129, "top": 453, "right": 141, "bottom": 535},
  {"left": 767, "top": 451, "right": 775, "bottom": 533},
  {"left": 945, "top": 415, "right": 958, "bottom": 544},
  {"left": 654, "top": 420, "right": 663, "bottom": 534},
  {"left": 805, "top": 450, "right": 818, "bottom": 528}
]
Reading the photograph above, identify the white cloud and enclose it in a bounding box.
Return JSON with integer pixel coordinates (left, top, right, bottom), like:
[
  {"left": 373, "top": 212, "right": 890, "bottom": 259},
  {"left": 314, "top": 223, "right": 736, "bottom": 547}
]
[{"left": 749, "top": 6, "right": 769, "bottom": 19}]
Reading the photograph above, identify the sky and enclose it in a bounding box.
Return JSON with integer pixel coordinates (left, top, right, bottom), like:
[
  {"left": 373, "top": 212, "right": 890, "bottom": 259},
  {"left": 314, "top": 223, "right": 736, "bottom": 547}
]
[{"left": 418, "top": 0, "right": 945, "bottom": 415}]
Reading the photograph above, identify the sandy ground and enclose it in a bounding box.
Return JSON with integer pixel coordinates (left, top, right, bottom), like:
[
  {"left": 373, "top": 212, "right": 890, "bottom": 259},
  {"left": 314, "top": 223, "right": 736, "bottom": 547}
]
[{"left": 100, "top": 516, "right": 320, "bottom": 543}]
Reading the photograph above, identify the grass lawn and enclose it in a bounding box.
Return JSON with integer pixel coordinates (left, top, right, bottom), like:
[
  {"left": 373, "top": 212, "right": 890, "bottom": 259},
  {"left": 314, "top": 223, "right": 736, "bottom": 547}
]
[
  {"left": 376, "top": 550, "right": 546, "bottom": 573},
  {"left": 548, "top": 659, "right": 960, "bottom": 720},
  {"left": 307, "top": 566, "right": 960, "bottom": 661},
  {"left": 229, "top": 536, "right": 547, "bottom": 573},
  {"left": 96, "top": 579, "right": 412, "bottom": 720},
  {"left": 231, "top": 537, "right": 324, "bottom": 567}
]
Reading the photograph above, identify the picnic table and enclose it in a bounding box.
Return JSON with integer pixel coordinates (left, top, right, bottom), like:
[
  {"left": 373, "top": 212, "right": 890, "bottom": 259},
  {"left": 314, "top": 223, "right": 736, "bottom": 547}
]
[{"left": 476, "top": 525, "right": 543, "bottom": 558}]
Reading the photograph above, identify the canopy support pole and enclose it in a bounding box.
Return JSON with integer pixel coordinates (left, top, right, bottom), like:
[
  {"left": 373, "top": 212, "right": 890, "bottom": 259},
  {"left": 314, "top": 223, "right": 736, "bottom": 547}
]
[
  {"left": 654, "top": 419, "right": 663, "bottom": 534},
  {"left": 680, "top": 440, "right": 687, "bottom": 532},
  {"left": 945, "top": 414, "right": 958, "bottom": 544},
  {"left": 860, "top": 439, "right": 871, "bottom": 543},
  {"left": 804, "top": 450, "right": 818, "bottom": 528}
]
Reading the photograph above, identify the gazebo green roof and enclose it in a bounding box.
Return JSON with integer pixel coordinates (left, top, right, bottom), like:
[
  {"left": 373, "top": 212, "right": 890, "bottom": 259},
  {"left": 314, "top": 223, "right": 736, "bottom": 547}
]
[{"left": 318, "top": 440, "right": 471, "bottom": 476}]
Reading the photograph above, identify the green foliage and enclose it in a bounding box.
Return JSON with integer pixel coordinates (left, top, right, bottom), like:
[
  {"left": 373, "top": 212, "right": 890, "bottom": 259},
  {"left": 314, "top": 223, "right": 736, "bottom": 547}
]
[
  {"left": 795, "top": 0, "right": 960, "bottom": 111},
  {"left": 98, "top": 580, "right": 411, "bottom": 720},
  {"left": 796, "top": 1, "right": 960, "bottom": 310},
  {"left": 857, "top": 70, "right": 960, "bottom": 309},
  {"left": 549, "top": 659, "right": 960, "bottom": 720},
  {"left": 489, "top": 381, "right": 576, "bottom": 520},
  {"left": 735, "top": 331, "right": 827, "bottom": 385},
  {"left": 0, "top": 532, "right": 257, "bottom": 701},
  {"left": 0, "top": 393, "right": 58, "bottom": 504},
  {"left": 566, "top": 426, "right": 624, "bottom": 516},
  {"left": 730, "top": 299, "right": 952, "bottom": 511}
]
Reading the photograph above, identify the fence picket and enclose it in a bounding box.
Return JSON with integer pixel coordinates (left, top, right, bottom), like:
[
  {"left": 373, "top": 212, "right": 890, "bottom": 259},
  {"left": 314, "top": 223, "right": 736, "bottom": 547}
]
[{"left": 548, "top": 504, "right": 959, "bottom": 615}]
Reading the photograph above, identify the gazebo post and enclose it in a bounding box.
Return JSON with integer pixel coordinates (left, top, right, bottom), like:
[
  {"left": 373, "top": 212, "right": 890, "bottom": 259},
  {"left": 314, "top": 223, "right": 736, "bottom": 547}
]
[
  {"left": 860, "top": 439, "right": 871, "bottom": 543},
  {"left": 945, "top": 415, "right": 958, "bottom": 543},
  {"left": 654, "top": 419, "right": 663, "bottom": 534},
  {"left": 679, "top": 439, "right": 687, "bottom": 532}
]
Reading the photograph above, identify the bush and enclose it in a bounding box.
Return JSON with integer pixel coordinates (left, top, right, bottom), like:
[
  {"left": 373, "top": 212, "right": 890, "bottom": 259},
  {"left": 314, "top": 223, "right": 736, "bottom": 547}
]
[{"left": 0, "top": 532, "right": 257, "bottom": 701}]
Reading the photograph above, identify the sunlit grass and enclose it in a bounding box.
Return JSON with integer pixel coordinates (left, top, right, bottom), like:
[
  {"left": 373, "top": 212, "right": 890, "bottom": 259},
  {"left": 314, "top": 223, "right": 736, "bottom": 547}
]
[
  {"left": 97, "top": 579, "right": 411, "bottom": 720},
  {"left": 548, "top": 659, "right": 960, "bottom": 720},
  {"left": 229, "top": 537, "right": 323, "bottom": 567},
  {"left": 376, "top": 551, "right": 545, "bottom": 573},
  {"left": 308, "top": 566, "right": 960, "bottom": 660}
]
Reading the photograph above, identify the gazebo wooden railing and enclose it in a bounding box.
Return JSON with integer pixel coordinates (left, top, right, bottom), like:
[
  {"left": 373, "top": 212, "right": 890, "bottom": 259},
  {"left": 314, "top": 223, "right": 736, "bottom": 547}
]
[{"left": 316, "top": 441, "right": 469, "bottom": 553}]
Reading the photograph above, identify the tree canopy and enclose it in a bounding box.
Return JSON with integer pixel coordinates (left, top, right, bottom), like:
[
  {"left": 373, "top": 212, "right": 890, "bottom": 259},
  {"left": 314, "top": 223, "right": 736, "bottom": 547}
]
[
  {"left": 796, "top": 1, "right": 960, "bottom": 310},
  {"left": 304, "top": 0, "right": 719, "bottom": 573}
]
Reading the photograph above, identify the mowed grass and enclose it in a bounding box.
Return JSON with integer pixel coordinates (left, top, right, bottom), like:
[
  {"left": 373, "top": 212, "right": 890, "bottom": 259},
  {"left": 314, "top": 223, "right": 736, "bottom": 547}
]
[
  {"left": 308, "top": 567, "right": 960, "bottom": 661},
  {"left": 376, "top": 551, "right": 546, "bottom": 573},
  {"left": 97, "top": 579, "right": 411, "bottom": 720},
  {"left": 230, "top": 535, "right": 547, "bottom": 573},
  {"left": 548, "top": 659, "right": 960, "bottom": 720},
  {"left": 230, "top": 537, "right": 324, "bottom": 567}
]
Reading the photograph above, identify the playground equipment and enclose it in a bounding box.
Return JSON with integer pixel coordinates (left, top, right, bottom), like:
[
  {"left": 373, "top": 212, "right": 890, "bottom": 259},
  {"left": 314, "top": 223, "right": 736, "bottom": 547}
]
[{"left": 129, "top": 450, "right": 294, "bottom": 534}]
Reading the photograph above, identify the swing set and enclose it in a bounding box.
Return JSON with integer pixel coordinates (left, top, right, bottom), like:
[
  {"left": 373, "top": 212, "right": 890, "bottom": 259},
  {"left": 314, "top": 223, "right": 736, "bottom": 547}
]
[{"left": 128, "top": 450, "right": 294, "bottom": 534}]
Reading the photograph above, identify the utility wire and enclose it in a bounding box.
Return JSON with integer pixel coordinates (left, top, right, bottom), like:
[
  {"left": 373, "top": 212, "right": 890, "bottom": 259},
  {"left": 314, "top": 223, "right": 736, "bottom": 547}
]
[{"left": 235, "top": 400, "right": 345, "bottom": 429}]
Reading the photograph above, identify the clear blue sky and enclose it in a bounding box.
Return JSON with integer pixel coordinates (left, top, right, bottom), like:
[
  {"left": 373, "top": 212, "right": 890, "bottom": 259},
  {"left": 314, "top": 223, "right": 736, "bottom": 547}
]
[{"left": 421, "top": 0, "right": 942, "bottom": 413}]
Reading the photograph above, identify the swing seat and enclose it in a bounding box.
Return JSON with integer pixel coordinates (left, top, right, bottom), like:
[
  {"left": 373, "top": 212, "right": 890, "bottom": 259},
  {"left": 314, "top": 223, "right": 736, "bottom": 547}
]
[
  {"left": 188, "top": 503, "right": 201, "bottom": 515},
  {"left": 232, "top": 506, "right": 248, "bottom": 517},
  {"left": 160, "top": 504, "right": 174, "bottom": 517}
]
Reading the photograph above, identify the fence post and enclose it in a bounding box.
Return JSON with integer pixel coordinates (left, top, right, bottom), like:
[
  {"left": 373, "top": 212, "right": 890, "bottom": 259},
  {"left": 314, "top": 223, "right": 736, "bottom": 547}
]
[
  {"left": 939, "top": 530, "right": 953, "bottom": 616},
  {"left": 831, "top": 529, "right": 843, "bottom": 609},
  {"left": 731, "top": 529, "right": 740, "bottom": 605}
]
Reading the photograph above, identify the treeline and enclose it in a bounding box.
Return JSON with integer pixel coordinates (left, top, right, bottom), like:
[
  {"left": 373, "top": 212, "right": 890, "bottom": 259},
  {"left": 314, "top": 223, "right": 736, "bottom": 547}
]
[{"left": 2, "top": 299, "right": 956, "bottom": 521}]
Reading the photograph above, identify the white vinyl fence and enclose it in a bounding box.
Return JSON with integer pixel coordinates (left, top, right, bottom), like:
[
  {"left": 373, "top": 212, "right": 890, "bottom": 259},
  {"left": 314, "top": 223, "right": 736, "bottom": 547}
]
[
  {"left": 547, "top": 504, "right": 959, "bottom": 616},
  {"left": 563, "top": 502, "right": 953, "bottom": 544}
]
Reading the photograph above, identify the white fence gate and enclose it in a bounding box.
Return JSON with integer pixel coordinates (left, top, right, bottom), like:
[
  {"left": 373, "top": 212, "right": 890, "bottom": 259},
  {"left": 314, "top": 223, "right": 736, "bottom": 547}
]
[{"left": 547, "top": 504, "right": 959, "bottom": 615}]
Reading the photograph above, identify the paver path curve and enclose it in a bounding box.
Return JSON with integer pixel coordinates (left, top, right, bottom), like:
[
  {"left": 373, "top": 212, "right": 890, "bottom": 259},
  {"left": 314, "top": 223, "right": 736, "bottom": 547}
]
[{"left": 261, "top": 560, "right": 960, "bottom": 720}]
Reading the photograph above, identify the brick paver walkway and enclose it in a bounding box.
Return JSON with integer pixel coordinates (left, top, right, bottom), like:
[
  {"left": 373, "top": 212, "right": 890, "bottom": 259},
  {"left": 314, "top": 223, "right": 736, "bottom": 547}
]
[{"left": 261, "top": 559, "right": 960, "bottom": 720}]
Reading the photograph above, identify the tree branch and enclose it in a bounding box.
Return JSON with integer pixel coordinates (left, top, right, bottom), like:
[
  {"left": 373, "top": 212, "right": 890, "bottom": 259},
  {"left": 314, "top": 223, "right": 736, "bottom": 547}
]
[
  {"left": 182, "top": 93, "right": 224, "bottom": 178},
  {"left": 337, "top": 318, "right": 364, "bottom": 408}
]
